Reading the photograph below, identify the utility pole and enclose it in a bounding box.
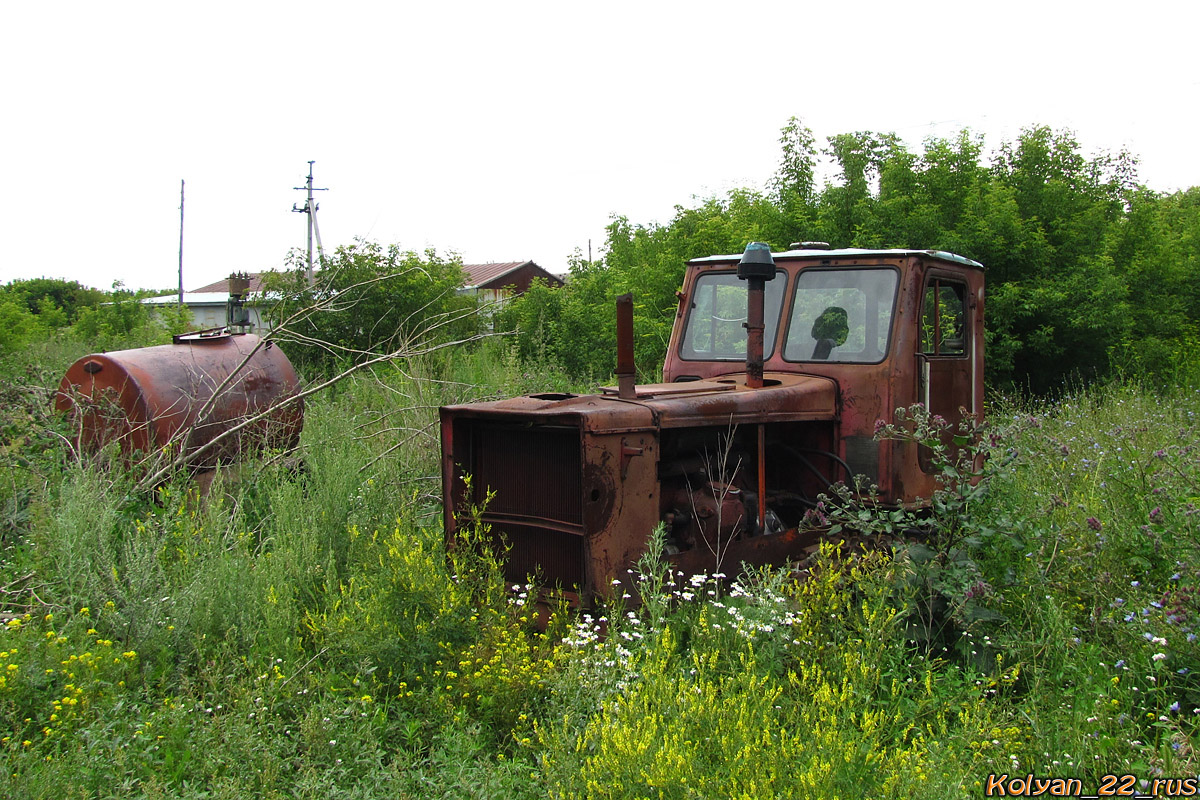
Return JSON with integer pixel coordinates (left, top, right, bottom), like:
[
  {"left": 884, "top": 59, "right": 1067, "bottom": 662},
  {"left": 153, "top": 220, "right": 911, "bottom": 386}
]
[
  {"left": 292, "top": 161, "right": 327, "bottom": 284},
  {"left": 178, "top": 179, "right": 185, "bottom": 304}
]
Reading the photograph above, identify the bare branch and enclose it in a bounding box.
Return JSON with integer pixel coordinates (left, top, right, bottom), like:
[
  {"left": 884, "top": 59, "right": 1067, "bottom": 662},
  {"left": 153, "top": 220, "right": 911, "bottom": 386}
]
[{"left": 134, "top": 325, "right": 495, "bottom": 492}]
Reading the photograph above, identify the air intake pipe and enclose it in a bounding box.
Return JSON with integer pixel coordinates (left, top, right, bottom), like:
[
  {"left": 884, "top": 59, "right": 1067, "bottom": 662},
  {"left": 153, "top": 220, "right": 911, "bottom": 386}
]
[{"left": 737, "top": 242, "right": 776, "bottom": 389}]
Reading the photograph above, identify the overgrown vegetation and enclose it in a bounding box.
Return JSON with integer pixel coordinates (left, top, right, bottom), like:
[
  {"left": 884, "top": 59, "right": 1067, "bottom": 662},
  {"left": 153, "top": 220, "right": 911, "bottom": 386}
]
[
  {"left": 259, "top": 241, "right": 482, "bottom": 377},
  {"left": 0, "top": 316, "right": 1197, "bottom": 796},
  {"left": 0, "top": 279, "right": 191, "bottom": 358}
]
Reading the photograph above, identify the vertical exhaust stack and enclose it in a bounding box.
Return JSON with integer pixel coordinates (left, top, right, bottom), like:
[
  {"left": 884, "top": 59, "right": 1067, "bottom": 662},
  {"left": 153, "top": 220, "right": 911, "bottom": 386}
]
[
  {"left": 738, "top": 242, "right": 776, "bottom": 534},
  {"left": 737, "top": 242, "right": 776, "bottom": 389},
  {"left": 616, "top": 293, "right": 636, "bottom": 399}
]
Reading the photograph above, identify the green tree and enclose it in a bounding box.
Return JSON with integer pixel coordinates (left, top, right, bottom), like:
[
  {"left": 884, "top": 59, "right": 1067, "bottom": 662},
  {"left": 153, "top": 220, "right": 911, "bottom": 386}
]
[
  {"left": 0, "top": 296, "right": 46, "bottom": 353},
  {"left": 262, "top": 240, "right": 482, "bottom": 375},
  {"left": 70, "top": 283, "right": 154, "bottom": 342},
  {"left": 0, "top": 277, "right": 104, "bottom": 323},
  {"left": 771, "top": 116, "right": 818, "bottom": 210},
  {"left": 1105, "top": 186, "right": 1200, "bottom": 382}
]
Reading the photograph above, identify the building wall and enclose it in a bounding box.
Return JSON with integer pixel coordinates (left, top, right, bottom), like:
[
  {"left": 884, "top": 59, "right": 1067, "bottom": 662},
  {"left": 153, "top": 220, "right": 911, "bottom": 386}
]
[{"left": 145, "top": 301, "right": 270, "bottom": 332}]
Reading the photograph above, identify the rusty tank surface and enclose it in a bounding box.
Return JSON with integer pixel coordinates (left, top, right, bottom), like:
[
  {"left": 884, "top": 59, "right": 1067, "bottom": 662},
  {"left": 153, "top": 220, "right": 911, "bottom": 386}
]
[
  {"left": 441, "top": 245, "right": 984, "bottom": 605},
  {"left": 56, "top": 330, "right": 303, "bottom": 467}
]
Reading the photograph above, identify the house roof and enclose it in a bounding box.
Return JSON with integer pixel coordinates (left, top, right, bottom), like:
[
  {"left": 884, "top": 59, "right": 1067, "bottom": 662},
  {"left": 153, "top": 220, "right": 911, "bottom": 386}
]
[
  {"left": 180, "top": 264, "right": 563, "bottom": 296},
  {"left": 190, "top": 273, "right": 268, "bottom": 294},
  {"left": 461, "top": 261, "right": 563, "bottom": 290},
  {"left": 142, "top": 292, "right": 230, "bottom": 307}
]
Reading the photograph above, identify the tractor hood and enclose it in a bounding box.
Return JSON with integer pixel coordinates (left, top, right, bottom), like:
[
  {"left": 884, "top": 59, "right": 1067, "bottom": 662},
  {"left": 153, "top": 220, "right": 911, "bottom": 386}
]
[{"left": 440, "top": 372, "right": 838, "bottom": 434}]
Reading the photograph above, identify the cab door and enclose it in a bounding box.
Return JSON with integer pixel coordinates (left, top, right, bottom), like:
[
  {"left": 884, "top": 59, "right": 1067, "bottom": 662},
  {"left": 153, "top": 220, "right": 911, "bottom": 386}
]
[{"left": 916, "top": 273, "right": 976, "bottom": 471}]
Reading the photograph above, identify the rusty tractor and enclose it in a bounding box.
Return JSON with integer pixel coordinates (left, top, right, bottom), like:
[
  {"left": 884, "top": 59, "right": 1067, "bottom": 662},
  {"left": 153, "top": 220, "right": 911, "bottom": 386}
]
[{"left": 441, "top": 243, "right": 984, "bottom": 604}]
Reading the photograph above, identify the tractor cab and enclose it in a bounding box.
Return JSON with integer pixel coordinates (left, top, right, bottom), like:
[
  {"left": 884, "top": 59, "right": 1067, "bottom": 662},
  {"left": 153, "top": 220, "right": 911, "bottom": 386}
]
[{"left": 663, "top": 245, "right": 985, "bottom": 505}]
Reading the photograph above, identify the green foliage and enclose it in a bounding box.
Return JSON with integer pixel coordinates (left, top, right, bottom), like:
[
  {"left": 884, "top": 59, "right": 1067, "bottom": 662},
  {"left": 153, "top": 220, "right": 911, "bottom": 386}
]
[
  {"left": 0, "top": 278, "right": 104, "bottom": 325},
  {"left": 0, "top": 297, "right": 47, "bottom": 354},
  {"left": 2, "top": 310, "right": 1200, "bottom": 793},
  {"left": 770, "top": 116, "right": 818, "bottom": 207},
  {"left": 261, "top": 239, "right": 482, "bottom": 376},
  {"left": 150, "top": 300, "right": 194, "bottom": 336},
  {"left": 0, "top": 278, "right": 193, "bottom": 358},
  {"left": 538, "top": 538, "right": 994, "bottom": 798},
  {"left": 68, "top": 283, "right": 165, "bottom": 352}
]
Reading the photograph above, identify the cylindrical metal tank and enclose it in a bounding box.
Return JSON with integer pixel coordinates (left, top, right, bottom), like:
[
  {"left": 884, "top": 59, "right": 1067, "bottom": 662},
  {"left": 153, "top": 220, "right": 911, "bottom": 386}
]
[{"left": 56, "top": 331, "right": 303, "bottom": 467}]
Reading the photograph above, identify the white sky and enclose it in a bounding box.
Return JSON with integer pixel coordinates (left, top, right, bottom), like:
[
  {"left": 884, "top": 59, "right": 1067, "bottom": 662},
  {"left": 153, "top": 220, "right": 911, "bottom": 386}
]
[{"left": 2, "top": 1, "right": 1197, "bottom": 292}]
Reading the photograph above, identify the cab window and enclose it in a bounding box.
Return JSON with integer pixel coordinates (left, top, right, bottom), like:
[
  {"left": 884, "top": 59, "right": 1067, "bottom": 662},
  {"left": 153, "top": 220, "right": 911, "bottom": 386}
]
[
  {"left": 679, "top": 271, "right": 787, "bottom": 360},
  {"left": 783, "top": 268, "right": 898, "bottom": 363},
  {"left": 921, "top": 279, "right": 967, "bottom": 356}
]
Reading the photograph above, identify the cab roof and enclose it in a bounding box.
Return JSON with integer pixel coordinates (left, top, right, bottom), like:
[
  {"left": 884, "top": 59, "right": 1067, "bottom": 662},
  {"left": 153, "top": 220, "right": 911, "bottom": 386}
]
[{"left": 687, "top": 247, "right": 984, "bottom": 270}]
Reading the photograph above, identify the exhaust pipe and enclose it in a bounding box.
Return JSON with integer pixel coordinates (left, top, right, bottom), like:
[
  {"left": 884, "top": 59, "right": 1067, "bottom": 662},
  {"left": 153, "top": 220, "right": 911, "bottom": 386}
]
[
  {"left": 616, "top": 293, "right": 636, "bottom": 399},
  {"left": 737, "top": 242, "right": 776, "bottom": 389},
  {"left": 737, "top": 242, "right": 777, "bottom": 534}
]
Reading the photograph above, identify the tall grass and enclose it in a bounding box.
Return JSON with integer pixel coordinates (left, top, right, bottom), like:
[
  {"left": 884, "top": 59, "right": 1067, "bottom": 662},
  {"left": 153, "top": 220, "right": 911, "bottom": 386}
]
[{"left": 0, "top": 334, "right": 1198, "bottom": 796}]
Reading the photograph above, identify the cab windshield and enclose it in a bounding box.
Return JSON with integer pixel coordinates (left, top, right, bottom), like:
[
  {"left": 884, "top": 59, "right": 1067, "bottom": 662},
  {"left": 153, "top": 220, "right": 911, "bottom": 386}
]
[
  {"left": 783, "top": 268, "right": 898, "bottom": 363},
  {"left": 679, "top": 271, "right": 787, "bottom": 361}
]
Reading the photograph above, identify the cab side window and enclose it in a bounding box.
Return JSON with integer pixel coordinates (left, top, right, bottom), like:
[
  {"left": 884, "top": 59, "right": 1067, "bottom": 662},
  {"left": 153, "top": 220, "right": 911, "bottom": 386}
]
[{"left": 921, "top": 279, "right": 966, "bottom": 356}]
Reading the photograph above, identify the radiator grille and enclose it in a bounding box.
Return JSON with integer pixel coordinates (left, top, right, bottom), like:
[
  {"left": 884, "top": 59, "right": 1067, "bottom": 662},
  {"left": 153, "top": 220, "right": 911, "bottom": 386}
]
[
  {"left": 470, "top": 425, "right": 582, "bottom": 525},
  {"left": 489, "top": 522, "right": 585, "bottom": 588},
  {"left": 465, "top": 423, "right": 586, "bottom": 590}
]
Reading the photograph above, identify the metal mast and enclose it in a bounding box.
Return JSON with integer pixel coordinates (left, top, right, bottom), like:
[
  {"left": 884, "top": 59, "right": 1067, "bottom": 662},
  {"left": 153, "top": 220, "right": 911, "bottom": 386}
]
[
  {"left": 178, "top": 179, "right": 185, "bottom": 304},
  {"left": 292, "top": 161, "right": 327, "bottom": 283}
]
